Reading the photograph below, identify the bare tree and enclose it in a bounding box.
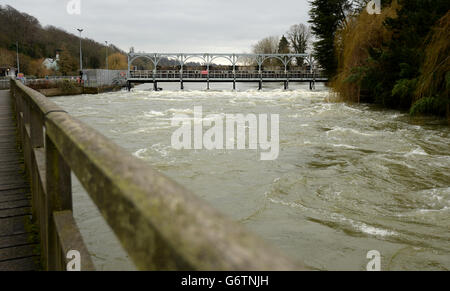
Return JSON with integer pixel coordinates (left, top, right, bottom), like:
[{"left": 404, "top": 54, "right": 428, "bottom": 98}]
[
  {"left": 252, "top": 36, "right": 279, "bottom": 54},
  {"left": 251, "top": 36, "right": 279, "bottom": 67},
  {"left": 238, "top": 53, "right": 256, "bottom": 67},
  {"left": 287, "top": 24, "right": 311, "bottom": 66}
]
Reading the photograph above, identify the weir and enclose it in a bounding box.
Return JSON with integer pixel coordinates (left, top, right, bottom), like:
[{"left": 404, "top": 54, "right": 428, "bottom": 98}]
[
  {"left": 4, "top": 79, "right": 306, "bottom": 271},
  {"left": 127, "top": 53, "right": 328, "bottom": 91}
]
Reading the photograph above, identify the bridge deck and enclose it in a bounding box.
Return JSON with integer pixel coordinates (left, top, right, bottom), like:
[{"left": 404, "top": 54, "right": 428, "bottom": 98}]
[
  {"left": 128, "top": 78, "right": 329, "bottom": 83},
  {"left": 0, "top": 90, "right": 38, "bottom": 271},
  {"left": 127, "top": 70, "right": 328, "bottom": 84}
]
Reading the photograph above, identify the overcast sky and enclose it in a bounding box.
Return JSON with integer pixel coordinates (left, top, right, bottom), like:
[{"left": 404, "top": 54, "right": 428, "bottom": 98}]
[{"left": 1, "top": 0, "right": 311, "bottom": 53}]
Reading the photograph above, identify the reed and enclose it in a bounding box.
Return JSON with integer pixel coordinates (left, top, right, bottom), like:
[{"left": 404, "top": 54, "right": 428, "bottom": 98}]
[{"left": 331, "top": 1, "right": 399, "bottom": 103}]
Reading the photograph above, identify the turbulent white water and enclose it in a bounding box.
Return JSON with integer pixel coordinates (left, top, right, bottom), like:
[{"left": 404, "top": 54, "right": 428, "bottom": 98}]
[{"left": 53, "top": 82, "right": 450, "bottom": 271}]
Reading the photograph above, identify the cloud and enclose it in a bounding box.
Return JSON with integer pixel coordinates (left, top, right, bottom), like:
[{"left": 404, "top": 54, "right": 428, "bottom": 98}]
[{"left": 1, "top": 0, "right": 311, "bottom": 53}]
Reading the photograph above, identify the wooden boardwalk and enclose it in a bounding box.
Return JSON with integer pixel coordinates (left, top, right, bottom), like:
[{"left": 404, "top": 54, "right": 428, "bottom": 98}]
[{"left": 0, "top": 90, "right": 38, "bottom": 271}]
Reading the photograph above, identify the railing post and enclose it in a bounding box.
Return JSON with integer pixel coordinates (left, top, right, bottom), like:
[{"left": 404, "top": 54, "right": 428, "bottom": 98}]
[
  {"left": 45, "top": 132, "right": 72, "bottom": 271},
  {"left": 23, "top": 97, "right": 33, "bottom": 173},
  {"left": 153, "top": 66, "right": 157, "bottom": 91},
  {"left": 284, "top": 63, "right": 289, "bottom": 90},
  {"left": 30, "top": 106, "right": 44, "bottom": 222},
  {"left": 16, "top": 90, "right": 25, "bottom": 151},
  {"left": 232, "top": 59, "right": 236, "bottom": 90},
  {"left": 179, "top": 55, "right": 184, "bottom": 90},
  {"left": 206, "top": 56, "right": 210, "bottom": 90}
]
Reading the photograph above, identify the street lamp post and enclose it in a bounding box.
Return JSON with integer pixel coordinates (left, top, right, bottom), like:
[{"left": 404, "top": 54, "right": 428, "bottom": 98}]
[
  {"left": 77, "top": 29, "right": 84, "bottom": 72},
  {"left": 105, "top": 41, "right": 109, "bottom": 70},
  {"left": 16, "top": 41, "right": 20, "bottom": 75}
]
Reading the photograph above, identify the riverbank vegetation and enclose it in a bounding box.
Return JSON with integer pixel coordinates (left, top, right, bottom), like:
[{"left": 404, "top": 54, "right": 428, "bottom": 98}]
[
  {"left": 0, "top": 5, "right": 125, "bottom": 76},
  {"left": 309, "top": 0, "right": 449, "bottom": 120}
]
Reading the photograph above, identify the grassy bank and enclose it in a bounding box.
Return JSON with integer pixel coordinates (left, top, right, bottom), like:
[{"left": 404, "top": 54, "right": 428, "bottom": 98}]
[{"left": 28, "top": 80, "right": 123, "bottom": 97}]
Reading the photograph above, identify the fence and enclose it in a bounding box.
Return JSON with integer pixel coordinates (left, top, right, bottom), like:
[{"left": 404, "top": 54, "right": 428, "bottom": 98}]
[
  {"left": 82, "top": 69, "right": 127, "bottom": 88},
  {"left": 9, "top": 79, "right": 305, "bottom": 271},
  {"left": 129, "top": 70, "right": 327, "bottom": 80},
  {"left": 25, "top": 77, "right": 80, "bottom": 90}
]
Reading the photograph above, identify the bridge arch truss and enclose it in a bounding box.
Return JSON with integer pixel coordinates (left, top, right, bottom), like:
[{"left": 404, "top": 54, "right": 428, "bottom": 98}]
[
  {"left": 127, "top": 53, "right": 313, "bottom": 73},
  {"left": 126, "top": 52, "right": 325, "bottom": 91}
]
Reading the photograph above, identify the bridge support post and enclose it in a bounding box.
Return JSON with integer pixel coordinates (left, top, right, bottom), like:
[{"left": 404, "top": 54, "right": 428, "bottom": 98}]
[
  {"left": 258, "top": 61, "right": 263, "bottom": 90},
  {"left": 207, "top": 62, "right": 210, "bottom": 90},
  {"left": 180, "top": 80, "right": 184, "bottom": 90},
  {"left": 232, "top": 59, "right": 237, "bottom": 90},
  {"left": 45, "top": 134, "right": 72, "bottom": 271}
]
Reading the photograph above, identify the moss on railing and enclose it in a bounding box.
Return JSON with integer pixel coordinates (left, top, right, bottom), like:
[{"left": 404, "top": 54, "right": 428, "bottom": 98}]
[{"left": 11, "top": 79, "right": 307, "bottom": 271}]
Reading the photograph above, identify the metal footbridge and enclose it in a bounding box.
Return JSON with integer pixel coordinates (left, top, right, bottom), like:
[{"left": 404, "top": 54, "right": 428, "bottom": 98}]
[{"left": 126, "top": 53, "right": 328, "bottom": 90}]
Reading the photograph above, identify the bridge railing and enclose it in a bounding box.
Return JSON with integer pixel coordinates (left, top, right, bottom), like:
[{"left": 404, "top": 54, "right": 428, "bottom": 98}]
[
  {"left": 129, "top": 70, "right": 326, "bottom": 80},
  {"left": 10, "top": 79, "right": 305, "bottom": 271}
]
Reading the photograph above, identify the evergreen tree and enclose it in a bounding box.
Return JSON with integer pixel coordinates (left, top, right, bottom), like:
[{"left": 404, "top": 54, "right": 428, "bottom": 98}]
[
  {"left": 331, "top": 0, "right": 450, "bottom": 118},
  {"left": 309, "top": 0, "right": 352, "bottom": 76},
  {"left": 278, "top": 35, "right": 290, "bottom": 54}
]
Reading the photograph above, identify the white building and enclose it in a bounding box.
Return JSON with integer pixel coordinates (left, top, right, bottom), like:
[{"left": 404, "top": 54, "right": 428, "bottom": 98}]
[{"left": 43, "top": 51, "right": 60, "bottom": 71}]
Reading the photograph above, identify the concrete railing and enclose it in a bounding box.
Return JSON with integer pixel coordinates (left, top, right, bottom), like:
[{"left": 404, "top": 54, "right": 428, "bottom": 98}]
[{"left": 10, "top": 79, "right": 305, "bottom": 271}]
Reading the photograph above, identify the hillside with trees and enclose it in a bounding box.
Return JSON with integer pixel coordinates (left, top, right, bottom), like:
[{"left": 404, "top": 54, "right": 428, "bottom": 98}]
[
  {"left": 0, "top": 5, "right": 125, "bottom": 76},
  {"left": 309, "top": 0, "right": 449, "bottom": 119}
]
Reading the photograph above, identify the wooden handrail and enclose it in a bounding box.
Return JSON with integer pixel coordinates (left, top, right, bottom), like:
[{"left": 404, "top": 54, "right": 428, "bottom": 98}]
[{"left": 10, "top": 79, "right": 306, "bottom": 271}]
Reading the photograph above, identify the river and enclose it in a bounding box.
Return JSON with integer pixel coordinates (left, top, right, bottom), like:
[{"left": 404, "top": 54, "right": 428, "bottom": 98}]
[{"left": 53, "top": 82, "right": 450, "bottom": 271}]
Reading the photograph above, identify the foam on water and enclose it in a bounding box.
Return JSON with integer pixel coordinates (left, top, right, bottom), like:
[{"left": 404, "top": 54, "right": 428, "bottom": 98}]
[{"left": 53, "top": 83, "right": 450, "bottom": 270}]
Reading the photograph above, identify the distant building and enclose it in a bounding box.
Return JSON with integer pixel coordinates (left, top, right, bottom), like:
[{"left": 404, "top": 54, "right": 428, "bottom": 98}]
[
  {"left": 43, "top": 50, "right": 60, "bottom": 71},
  {"left": 0, "top": 66, "right": 17, "bottom": 77}
]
